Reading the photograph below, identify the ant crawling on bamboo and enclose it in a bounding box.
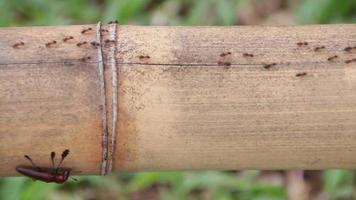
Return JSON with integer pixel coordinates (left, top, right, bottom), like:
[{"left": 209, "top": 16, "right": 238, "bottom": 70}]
[
  {"left": 16, "top": 149, "right": 78, "bottom": 184},
  {"left": 63, "top": 36, "right": 74, "bottom": 42},
  {"left": 45, "top": 40, "right": 57, "bottom": 48},
  {"left": 314, "top": 46, "right": 325, "bottom": 52},
  {"left": 297, "top": 42, "right": 308, "bottom": 46},
  {"left": 327, "top": 55, "right": 338, "bottom": 61},
  {"left": 76, "top": 41, "right": 88, "bottom": 47},
  {"left": 242, "top": 53, "right": 254, "bottom": 57},
  {"left": 220, "top": 52, "right": 231, "bottom": 57},
  {"left": 12, "top": 41, "right": 25, "bottom": 48},
  {"left": 263, "top": 63, "right": 276, "bottom": 69},
  {"left": 81, "top": 27, "right": 92, "bottom": 34},
  {"left": 296, "top": 72, "right": 307, "bottom": 77},
  {"left": 90, "top": 41, "right": 100, "bottom": 48},
  {"left": 79, "top": 56, "right": 91, "bottom": 62}
]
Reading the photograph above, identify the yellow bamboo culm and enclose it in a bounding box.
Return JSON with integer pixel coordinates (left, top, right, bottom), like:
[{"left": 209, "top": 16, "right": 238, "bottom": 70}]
[{"left": 0, "top": 24, "right": 356, "bottom": 177}]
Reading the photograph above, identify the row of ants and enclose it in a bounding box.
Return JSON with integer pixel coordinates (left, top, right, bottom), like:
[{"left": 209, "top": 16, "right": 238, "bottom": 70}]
[
  {"left": 10, "top": 25, "right": 356, "bottom": 68},
  {"left": 11, "top": 20, "right": 118, "bottom": 61},
  {"left": 217, "top": 42, "right": 356, "bottom": 77}
]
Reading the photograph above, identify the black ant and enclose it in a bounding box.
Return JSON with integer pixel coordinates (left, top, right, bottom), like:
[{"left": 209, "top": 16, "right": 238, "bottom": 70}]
[
  {"left": 76, "top": 41, "right": 88, "bottom": 47},
  {"left": 327, "top": 55, "right": 338, "bottom": 61},
  {"left": 263, "top": 63, "right": 276, "bottom": 69},
  {"left": 63, "top": 36, "right": 74, "bottom": 42},
  {"left": 45, "top": 40, "right": 57, "bottom": 47},
  {"left": 243, "top": 53, "right": 254, "bottom": 57},
  {"left": 12, "top": 41, "right": 25, "bottom": 48},
  {"left": 314, "top": 46, "right": 325, "bottom": 52},
  {"left": 296, "top": 72, "right": 307, "bottom": 77},
  {"left": 220, "top": 52, "right": 231, "bottom": 57},
  {"left": 81, "top": 28, "right": 92, "bottom": 34}
]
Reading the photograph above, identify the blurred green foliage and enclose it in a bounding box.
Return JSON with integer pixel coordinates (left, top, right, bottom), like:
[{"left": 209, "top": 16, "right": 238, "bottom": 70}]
[
  {"left": 1, "top": 0, "right": 354, "bottom": 27},
  {"left": 0, "top": 0, "right": 355, "bottom": 199},
  {"left": 296, "top": 0, "right": 356, "bottom": 24}
]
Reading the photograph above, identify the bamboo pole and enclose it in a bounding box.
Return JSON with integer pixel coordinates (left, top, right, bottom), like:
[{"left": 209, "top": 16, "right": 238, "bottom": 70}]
[{"left": 0, "top": 24, "right": 356, "bottom": 177}]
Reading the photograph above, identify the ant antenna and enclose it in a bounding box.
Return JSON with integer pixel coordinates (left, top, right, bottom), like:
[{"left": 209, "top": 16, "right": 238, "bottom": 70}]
[
  {"left": 24, "top": 155, "right": 42, "bottom": 171},
  {"left": 56, "top": 149, "right": 70, "bottom": 173},
  {"left": 50, "top": 152, "right": 56, "bottom": 170}
]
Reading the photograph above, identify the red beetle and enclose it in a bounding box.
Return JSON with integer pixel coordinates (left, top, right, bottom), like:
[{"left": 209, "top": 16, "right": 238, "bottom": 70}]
[{"left": 16, "top": 149, "right": 76, "bottom": 184}]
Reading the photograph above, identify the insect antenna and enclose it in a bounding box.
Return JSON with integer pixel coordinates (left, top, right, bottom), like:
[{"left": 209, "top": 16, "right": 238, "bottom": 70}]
[
  {"left": 56, "top": 149, "right": 70, "bottom": 173},
  {"left": 50, "top": 152, "right": 56, "bottom": 172},
  {"left": 50, "top": 152, "right": 56, "bottom": 168},
  {"left": 24, "top": 155, "right": 42, "bottom": 171}
]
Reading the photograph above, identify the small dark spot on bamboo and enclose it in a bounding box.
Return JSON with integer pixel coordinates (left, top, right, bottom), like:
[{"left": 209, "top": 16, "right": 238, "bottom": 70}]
[
  {"left": 263, "top": 63, "right": 276, "bottom": 69},
  {"left": 296, "top": 72, "right": 307, "bottom": 77},
  {"left": 220, "top": 52, "right": 231, "bottom": 57},
  {"left": 45, "top": 40, "right": 57, "bottom": 47},
  {"left": 90, "top": 41, "right": 100, "bottom": 47},
  {"left": 327, "top": 55, "right": 338, "bottom": 61},
  {"left": 108, "top": 20, "right": 118, "bottom": 24},
  {"left": 81, "top": 27, "right": 92, "bottom": 34},
  {"left": 297, "top": 42, "right": 308, "bottom": 46},
  {"left": 345, "top": 58, "right": 356, "bottom": 64},
  {"left": 12, "top": 41, "right": 25, "bottom": 48},
  {"left": 63, "top": 36, "right": 74, "bottom": 42},
  {"left": 314, "top": 46, "right": 325, "bottom": 52},
  {"left": 76, "top": 41, "right": 88, "bottom": 47},
  {"left": 79, "top": 56, "right": 91, "bottom": 62},
  {"left": 218, "top": 61, "right": 231, "bottom": 66}
]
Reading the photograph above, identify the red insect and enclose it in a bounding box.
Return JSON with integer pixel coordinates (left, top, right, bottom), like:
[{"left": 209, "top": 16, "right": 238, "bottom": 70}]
[{"left": 16, "top": 149, "right": 77, "bottom": 184}]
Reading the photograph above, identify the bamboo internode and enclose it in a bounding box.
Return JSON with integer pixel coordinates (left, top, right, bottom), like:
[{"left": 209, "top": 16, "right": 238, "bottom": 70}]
[{"left": 0, "top": 24, "right": 356, "bottom": 176}]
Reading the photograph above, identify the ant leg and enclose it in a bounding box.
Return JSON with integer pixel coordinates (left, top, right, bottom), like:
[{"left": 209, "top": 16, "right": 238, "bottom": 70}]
[
  {"left": 24, "top": 155, "right": 43, "bottom": 171},
  {"left": 56, "top": 149, "right": 70, "bottom": 173}
]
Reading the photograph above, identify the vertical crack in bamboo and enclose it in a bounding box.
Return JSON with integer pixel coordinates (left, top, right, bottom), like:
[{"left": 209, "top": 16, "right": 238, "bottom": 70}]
[
  {"left": 107, "top": 22, "right": 118, "bottom": 174},
  {"left": 96, "top": 21, "right": 109, "bottom": 175}
]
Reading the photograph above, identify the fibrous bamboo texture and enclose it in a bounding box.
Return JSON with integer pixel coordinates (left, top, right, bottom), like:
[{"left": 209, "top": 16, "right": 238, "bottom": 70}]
[{"left": 0, "top": 24, "right": 356, "bottom": 176}]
